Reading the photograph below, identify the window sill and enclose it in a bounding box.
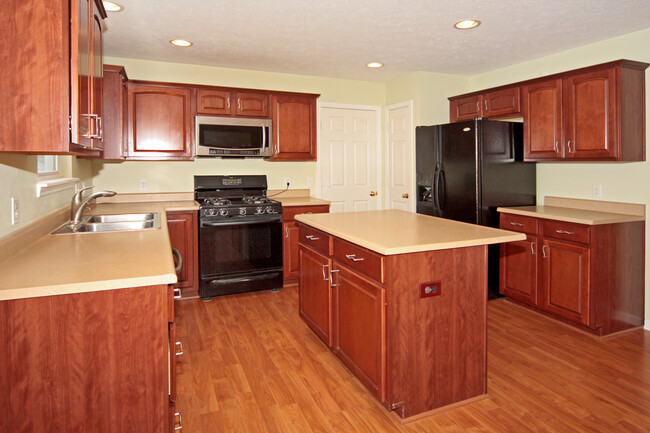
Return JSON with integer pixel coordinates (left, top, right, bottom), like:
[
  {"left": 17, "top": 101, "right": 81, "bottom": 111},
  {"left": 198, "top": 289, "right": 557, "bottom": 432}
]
[{"left": 36, "top": 177, "right": 79, "bottom": 198}]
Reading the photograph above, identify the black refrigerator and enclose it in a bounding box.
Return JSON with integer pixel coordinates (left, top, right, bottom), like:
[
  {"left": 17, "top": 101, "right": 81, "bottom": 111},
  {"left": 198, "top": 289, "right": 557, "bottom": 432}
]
[{"left": 416, "top": 118, "right": 536, "bottom": 298}]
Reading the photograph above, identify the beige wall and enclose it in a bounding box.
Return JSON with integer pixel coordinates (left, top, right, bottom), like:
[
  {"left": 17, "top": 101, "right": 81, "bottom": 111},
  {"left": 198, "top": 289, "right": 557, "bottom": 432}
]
[{"left": 92, "top": 57, "right": 386, "bottom": 193}]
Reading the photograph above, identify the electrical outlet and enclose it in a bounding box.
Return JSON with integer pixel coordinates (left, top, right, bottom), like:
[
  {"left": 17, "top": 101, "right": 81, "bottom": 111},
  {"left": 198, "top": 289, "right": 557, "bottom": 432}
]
[
  {"left": 592, "top": 184, "right": 602, "bottom": 198},
  {"left": 284, "top": 177, "right": 291, "bottom": 188},
  {"left": 11, "top": 197, "right": 19, "bottom": 225},
  {"left": 139, "top": 179, "right": 148, "bottom": 192}
]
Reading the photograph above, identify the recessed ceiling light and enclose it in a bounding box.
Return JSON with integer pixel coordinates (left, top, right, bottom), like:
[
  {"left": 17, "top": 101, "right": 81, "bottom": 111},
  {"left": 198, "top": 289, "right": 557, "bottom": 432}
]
[
  {"left": 170, "top": 39, "right": 193, "bottom": 47},
  {"left": 454, "top": 19, "right": 481, "bottom": 30},
  {"left": 102, "top": 1, "right": 123, "bottom": 12},
  {"left": 366, "top": 62, "right": 384, "bottom": 68}
]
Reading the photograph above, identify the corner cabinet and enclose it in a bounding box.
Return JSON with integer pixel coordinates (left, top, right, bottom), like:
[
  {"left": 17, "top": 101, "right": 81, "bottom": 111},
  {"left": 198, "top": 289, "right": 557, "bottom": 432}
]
[
  {"left": 449, "top": 87, "right": 521, "bottom": 122},
  {"left": 196, "top": 89, "right": 270, "bottom": 118},
  {"left": 270, "top": 93, "right": 319, "bottom": 161},
  {"left": 0, "top": 0, "right": 106, "bottom": 154},
  {"left": 0, "top": 284, "right": 175, "bottom": 432},
  {"left": 499, "top": 212, "right": 645, "bottom": 335},
  {"left": 167, "top": 210, "right": 199, "bottom": 298},
  {"left": 127, "top": 83, "right": 193, "bottom": 160},
  {"left": 101, "top": 65, "right": 128, "bottom": 159}
]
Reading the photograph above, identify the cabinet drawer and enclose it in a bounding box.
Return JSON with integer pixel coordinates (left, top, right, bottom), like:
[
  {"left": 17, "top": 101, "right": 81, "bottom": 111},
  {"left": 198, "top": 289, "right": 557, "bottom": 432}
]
[
  {"left": 542, "top": 220, "right": 590, "bottom": 244},
  {"left": 284, "top": 204, "right": 330, "bottom": 222},
  {"left": 299, "top": 225, "right": 331, "bottom": 255},
  {"left": 500, "top": 213, "right": 538, "bottom": 235},
  {"left": 333, "top": 238, "right": 384, "bottom": 283}
]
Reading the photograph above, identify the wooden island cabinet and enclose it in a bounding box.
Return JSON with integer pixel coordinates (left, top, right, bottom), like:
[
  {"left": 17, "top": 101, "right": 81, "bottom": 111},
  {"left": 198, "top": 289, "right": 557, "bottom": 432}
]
[
  {"left": 296, "top": 210, "right": 524, "bottom": 419},
  {"left": 167, "top": 210, "right": 199, "bottom": 298},
  {"left": 499, "top": 198, "right": 645, "bottom": 336},
  {"left": 282, "top": 203, "right": 330, "bottom": 284}
]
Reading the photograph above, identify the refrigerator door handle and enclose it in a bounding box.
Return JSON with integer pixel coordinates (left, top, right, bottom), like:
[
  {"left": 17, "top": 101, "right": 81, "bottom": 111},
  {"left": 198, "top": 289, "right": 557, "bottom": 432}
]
[
  {"left": 438, "top": 169, "right": 446, "bottom": 211},
  {"left": 433, "top": 166, "right": 441, "bottom": 213}
]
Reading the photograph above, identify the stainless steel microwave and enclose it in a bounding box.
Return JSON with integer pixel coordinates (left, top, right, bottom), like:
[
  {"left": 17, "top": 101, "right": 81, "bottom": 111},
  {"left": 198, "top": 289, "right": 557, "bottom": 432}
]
[{"left": 195, "top": 116, "right": 273, "bottom": 157}]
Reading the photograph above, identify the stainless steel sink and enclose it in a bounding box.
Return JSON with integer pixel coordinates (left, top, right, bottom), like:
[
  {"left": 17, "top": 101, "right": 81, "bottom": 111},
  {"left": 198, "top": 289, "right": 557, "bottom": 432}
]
[
  {"left": 51, "top": 212, "right": 161, "bottom": 234},
  {"left": 86, "top": 212, "right": 156, "bottom": 223}
]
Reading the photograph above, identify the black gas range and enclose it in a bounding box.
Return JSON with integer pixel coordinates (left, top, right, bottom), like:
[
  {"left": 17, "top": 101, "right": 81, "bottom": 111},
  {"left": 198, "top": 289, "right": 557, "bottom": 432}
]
[{"left": 194, "top": 175, "right": 283, "bottom": 299}]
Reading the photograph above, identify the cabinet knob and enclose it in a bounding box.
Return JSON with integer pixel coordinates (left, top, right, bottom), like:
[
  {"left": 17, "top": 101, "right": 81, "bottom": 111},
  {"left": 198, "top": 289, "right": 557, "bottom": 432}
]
[
  {"left": 305, "top": 235, "right": 320, "bottom": 241},
  {"left": 510, "top": 222, "right": 524, "bottom": 227},
  {"left": 345, "top": 254, "right": 364, "bottom": 262},
  {"left": 174, "top": 412, "right": 183, "bottom": 431},
  {"left": 567, "top": 140, "right": 573, "bottom": 153},
  {"left": 175, "top": 341, "right": 184, "bottom": 356},
  {"left": 321, "top": 264, "right": 329, "bottom": 281},
  {"left": 542, "top": 245, "right": 548, "bottom": 258},
  {"left": 530, "top": 242, "right": 535, "bottom": 255}
]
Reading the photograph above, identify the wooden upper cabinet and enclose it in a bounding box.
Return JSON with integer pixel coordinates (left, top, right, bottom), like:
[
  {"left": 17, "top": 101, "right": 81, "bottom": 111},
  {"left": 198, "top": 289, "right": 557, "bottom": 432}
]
[
  {"left": 450, "top": 87, "right": 521, "bottom": 122},
  {"left": 101, "top": 65, "right": 128, "bottom": 159},
  {"left": 127, "top": 84, "right": 193, "bottom": 160},
  {"left": 196, "top": 89, "right": 270, "bottom": 117},
  {"left": 0, "top": 0, "right": 106, "bottom": 154},
  {"left": 523, "top": 79, "right": 563, "bottom": 160},
  {"left": 563, "top": 68, "right": 618, "bottom": 160},
  {"left": 270, "top": 93, "right": 319, "bottom": 161}
]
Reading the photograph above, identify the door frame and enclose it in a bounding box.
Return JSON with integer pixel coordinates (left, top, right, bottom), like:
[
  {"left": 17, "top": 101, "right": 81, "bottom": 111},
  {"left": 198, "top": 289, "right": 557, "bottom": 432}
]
[
  {"left": 316, "top": 102, "right": 383, "bottom": 209},
  {"left": 384, "top": 100, "right": 414, "bottom": 211}
]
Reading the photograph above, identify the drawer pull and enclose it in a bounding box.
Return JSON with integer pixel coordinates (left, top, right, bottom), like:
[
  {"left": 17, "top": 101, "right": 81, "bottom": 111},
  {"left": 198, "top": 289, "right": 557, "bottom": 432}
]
[
  {"left": 173, "top": 287, "right": 182, "bottom": 300},
  {"left": 174, "top": 412, "right": 183, "bottom": 431},
  {"left": 531, "top": 242, "right": 535, "bottom": 255},
  {"left": 285, "top": 227, "right": 289, "bottom": 239},
  {"left": 322, "top": 264, "right": 329, "bottom": 282},
  {"left": 305, "top": 235, "right": 320, "bottom": 241},
  {"left": 542, "top": 245, "right": 548, "bottom": 258},
  {"left": 330, "top": 269, "right": 339, "bottom": 287},
  {"left": 510, "top": 222, "right": 524, "bottom": 227},
  {"left": 345, "top": 254, "right": 365, "bottom": 262},
  {"left": 555, "top": 230, "right": 574, "bottom": 235},
  {"left": 175, "top": 341, "right": 184, "bottom": 356}
]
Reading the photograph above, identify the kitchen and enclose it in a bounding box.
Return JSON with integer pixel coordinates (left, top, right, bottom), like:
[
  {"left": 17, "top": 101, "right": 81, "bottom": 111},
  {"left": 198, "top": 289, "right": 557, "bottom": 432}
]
[{"left": 2, "top": 1, "right": 650, "bottom": 432}]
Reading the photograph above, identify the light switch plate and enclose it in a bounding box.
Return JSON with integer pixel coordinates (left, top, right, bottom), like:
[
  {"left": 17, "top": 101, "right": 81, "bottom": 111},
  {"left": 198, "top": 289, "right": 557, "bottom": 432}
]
[
  {"left": 592, "top": 184, "right": 602, "bottom": 198},
  {"left": 139, "top": 179, "right": 148, "bottom": 192},
  {"left": 11, "top": 197, "right": 19, "bottom": 225}
]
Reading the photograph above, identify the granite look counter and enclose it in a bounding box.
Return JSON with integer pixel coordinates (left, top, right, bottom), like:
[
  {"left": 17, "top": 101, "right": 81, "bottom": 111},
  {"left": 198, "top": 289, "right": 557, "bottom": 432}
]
[
  {"left": 0, "top": 200, "right": 198, "bottom": 301},
  {"left": 295, "top": 209, "right": 525, "bottom": 255}
]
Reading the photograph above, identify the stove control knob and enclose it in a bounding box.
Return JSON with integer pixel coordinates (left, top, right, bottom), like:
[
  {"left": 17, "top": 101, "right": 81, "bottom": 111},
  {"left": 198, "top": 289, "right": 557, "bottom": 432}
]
[
  {"left": 218, "top": 208, "right": 228, "bottom": 217},
  {"left": 265, "top": 206, "right": 275, "bottom": 214},
  {"left": 206, "top": 209, "right": 215, "bottom": 216},
  {"left": 239, "top": 208, "right": 247, "bottom": 215},
  {"left": 255, "top": 207, "right": 264, "bottom": 214}
]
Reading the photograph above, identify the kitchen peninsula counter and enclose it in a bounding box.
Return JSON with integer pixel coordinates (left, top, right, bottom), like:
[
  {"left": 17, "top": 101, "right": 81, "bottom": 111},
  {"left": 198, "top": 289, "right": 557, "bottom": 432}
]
[
  {"left": 0, "top": 200, "right": 198, "bottom": 301},
  {"left": 295, "top": 209, "right": 524, "bottom": 420}
]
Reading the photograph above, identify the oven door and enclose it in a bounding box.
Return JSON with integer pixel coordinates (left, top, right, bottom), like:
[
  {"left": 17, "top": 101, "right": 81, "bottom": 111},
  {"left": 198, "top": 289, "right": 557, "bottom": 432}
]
[{"left": 199, "top": 215, "right": 283, "bottom": 278}]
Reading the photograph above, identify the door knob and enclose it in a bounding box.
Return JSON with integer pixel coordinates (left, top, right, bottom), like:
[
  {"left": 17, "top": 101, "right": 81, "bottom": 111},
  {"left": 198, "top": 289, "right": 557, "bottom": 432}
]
[
  {"left": 369, "top": 191, "right": 377, "bottom": 196},
  {"left": 402, "top": 193, "right": 409, "bottom": 199}
]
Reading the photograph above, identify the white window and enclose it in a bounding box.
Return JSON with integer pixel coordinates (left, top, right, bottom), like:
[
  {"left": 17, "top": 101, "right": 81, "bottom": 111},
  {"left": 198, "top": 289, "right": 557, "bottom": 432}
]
[
  {"left": 35, "top": 155, "right": 79, "bottom": 197},
  {"left": 37, "top": 155, "right": 59, "bottom": 176}
]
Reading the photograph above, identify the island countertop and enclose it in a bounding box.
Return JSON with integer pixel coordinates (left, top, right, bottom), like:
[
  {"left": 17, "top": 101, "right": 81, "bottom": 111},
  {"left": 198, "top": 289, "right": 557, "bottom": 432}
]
[{"left": 295, "top": 209, "right": 525, "bottom": 255}]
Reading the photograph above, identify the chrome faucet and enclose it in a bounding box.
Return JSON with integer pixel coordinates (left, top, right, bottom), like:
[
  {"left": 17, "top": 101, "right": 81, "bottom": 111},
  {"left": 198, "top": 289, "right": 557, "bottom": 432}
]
[
  {"left": 72, "top": 190, "right": 117, "bottom": 224},
  {"left": 70, "top": 185, "right": 94, "bottom": 220}
]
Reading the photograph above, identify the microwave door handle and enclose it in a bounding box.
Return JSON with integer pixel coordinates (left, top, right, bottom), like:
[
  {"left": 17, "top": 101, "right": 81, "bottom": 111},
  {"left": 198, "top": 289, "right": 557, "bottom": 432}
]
[{"left": 262, "top": 124, "right": 266, "bottom": 148}]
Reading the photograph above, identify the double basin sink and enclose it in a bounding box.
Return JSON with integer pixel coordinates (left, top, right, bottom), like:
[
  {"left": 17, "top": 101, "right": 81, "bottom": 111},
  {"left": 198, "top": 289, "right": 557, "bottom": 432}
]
[{"left": 52, "top": 212, "right": 161, "bottom": 234}]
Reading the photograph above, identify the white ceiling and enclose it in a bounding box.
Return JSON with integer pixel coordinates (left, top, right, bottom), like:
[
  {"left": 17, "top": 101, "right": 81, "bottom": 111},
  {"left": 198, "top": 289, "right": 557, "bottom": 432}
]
[{"left": 102, "top": 0, "right": 650, "bottom": 82}]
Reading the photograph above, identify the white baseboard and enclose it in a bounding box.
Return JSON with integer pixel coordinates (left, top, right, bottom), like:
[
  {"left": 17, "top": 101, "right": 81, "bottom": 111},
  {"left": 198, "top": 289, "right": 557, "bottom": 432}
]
[{"left": 645, "top": 320, "right": 650, "bottom": 331}]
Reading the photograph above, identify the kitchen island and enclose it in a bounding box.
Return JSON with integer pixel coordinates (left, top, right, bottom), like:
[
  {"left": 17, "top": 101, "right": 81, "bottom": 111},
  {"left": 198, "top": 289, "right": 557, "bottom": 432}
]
[{"left": 295, "top": 209, "right": 524, "bottom": 421}]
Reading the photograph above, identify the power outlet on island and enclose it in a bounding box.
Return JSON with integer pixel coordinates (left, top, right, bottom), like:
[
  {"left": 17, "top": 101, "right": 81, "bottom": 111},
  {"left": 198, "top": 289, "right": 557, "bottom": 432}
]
[{"left": 420, "top": 281, "right": 441, "bottom": 298}]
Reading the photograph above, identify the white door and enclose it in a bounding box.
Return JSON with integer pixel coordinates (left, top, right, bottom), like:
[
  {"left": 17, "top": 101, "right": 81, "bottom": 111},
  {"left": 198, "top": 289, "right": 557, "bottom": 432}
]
[
  {"left": 318, "top": 104, "right": 381, "bottom": 213},
  {"left": 386, "top": 101, "right": 414, "bottom": 211}
]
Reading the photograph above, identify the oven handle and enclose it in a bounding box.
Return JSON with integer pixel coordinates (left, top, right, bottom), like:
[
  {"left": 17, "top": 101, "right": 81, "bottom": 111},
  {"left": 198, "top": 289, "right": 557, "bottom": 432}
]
[
  {"left": 201, "top": 217, "right": 282, "bottom": 227},
  {"left": 209, "top": 272, "right": 281, "bottom": 285}
]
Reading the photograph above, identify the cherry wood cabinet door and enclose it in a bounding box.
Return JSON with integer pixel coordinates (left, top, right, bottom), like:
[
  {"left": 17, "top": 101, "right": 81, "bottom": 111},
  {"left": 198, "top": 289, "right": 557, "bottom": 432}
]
[
  {"left": 75, "top": 0, "right": 92, "bottom": 148},
  {"left": 523, "top": 79, "right": 563, "bottom": 160},
  {"left": 283, "top": 221, "right": 300, "bottom": 280},
  {"left": 127, "top": 84, "right": 193, "bottom": 160},
  {"left": 299, "top": 245, "right": 332, "bottom": 346},
  {"left": 483, "top": 87, "right": 521, "bottom": 118},
  {"left": 563, "top": 68, "right": 618, "bottom": 160},
  {"left": 235, "top": 92, "right": 269, "bottom": 117},
  {"left": 166, "top": 211, "right": 198, "bottom": 297},
  {"left": 270, "top": 94, "right": 318, "bottom": 160},
  {"left": 101, "top": 65, "right": 128, "bottom": 159},
  {"left": 332, "top": 264, "right": 386, "bottom": 402},
  {"left": 450, "top": 94, "right": 482, "bottom": 122},
  {"left": 196, "top": 89, "right": 232, "bottom": 115},
  {"left": 541, "top": 239, "right": 590, "bottom": 325},
  {"left": 500, "top": 236, "right": 538, "bottom": 305}
]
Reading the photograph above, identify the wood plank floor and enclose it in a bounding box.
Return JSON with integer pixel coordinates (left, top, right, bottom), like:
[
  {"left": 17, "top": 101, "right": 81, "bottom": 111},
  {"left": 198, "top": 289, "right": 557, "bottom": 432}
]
[{"left": 175, "top": 286, "right": 650, "bottom": 432}]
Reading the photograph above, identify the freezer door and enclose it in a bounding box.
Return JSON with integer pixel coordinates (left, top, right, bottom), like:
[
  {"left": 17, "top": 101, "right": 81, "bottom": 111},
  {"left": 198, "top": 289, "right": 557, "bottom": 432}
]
[{"left": 438, "top": 120, "right": 479, "bottom": 224}]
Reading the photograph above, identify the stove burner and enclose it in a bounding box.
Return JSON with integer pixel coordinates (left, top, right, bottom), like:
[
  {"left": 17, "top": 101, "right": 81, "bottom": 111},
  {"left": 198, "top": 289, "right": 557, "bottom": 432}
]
[
  {"left": 242, "top": 196, "right": 271, "bottom": 205},
  {"left": 204, "top": 198, "right": 232, "bottom": 206}
]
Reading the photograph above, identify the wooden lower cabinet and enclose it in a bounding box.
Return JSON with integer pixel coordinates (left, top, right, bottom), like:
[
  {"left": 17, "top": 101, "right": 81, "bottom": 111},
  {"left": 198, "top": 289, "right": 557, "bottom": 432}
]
[
  {"left": 332, "top": 264, "right": 385, "bottom": 401},
  {"left": 298, "top": 223, "right": 488, "bottom": 418},
  {"left": 167, "top": 210, "right": 199, "bottom": 298},
  {"left": 299, "top": 245, "right": 332, "bottom": 345},
  {"left": 0, "top": 284, "right": 173, "bottom": 432},
  {"left": 283, "top": 204, "right": 330, "bottom": 284},
  {"left": 500, "top": 212, "right": 644, "bottom": 335}
]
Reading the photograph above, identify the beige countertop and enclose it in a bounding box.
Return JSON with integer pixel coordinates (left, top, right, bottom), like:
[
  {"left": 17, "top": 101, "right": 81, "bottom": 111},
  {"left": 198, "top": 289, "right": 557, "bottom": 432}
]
[
  {"left": 0, "top": 201, "right": 197, "bottom": 302},
  {"left": 497, "top": 196, "right": 645, "bottom": 225},
  {"left": 295, "top": 209, "right": 525, "bottom": 255},
  {"left": 274, "top": 196, "right": 331, "bottom": 207}
]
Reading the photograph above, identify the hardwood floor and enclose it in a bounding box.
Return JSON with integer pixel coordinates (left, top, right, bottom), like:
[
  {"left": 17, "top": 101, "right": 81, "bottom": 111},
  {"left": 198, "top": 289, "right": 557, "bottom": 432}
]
[{"left": 175, "top": 286, "right": 650, "bottom": 432}]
